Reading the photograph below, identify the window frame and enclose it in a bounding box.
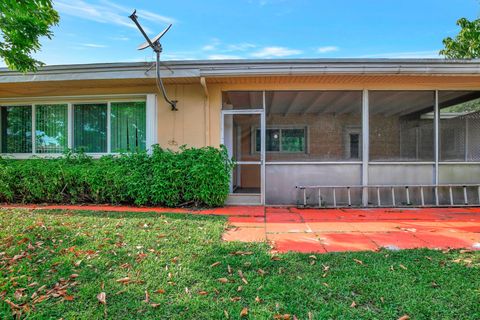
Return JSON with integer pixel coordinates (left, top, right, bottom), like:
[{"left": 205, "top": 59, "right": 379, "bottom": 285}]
[
  {"left": 0, "top": 97, "right": 148, "bottom": 158},
  {"left": 253, "top": 125, "right": 308, "bottom": 154}
]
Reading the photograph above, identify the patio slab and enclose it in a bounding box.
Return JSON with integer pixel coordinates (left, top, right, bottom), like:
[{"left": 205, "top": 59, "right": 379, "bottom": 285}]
[{"left": 268, "top": 233, "right": 326, "bottom": 253}]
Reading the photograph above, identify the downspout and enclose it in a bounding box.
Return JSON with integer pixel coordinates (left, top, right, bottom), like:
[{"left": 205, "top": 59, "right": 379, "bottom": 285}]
[{"left": 200, "top": 77, "right": 210, "bottom": 146}]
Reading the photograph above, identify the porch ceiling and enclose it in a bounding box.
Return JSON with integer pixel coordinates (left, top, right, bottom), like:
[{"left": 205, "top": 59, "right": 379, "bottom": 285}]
[{"left": 225, "top": 90, "right": 480, "bottom": 117}]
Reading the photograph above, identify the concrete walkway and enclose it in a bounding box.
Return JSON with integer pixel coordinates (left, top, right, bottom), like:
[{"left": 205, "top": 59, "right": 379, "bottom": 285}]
[{"left": 3, "top": 204, "right": 480, "bottom": 253}]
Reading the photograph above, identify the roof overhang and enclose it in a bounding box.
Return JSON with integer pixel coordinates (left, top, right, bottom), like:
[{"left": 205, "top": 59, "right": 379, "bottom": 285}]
[{"left": 1, "top": 59, "right": 480, "bottom": 84}]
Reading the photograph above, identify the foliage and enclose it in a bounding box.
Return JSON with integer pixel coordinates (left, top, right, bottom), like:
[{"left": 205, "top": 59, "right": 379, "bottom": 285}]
[
  {"left": 440, "top": 18, "right": 480, "bottom": 59},
  {"left": 0, "top": 146, "right": 235, "bottom": 207},
  {"left": 0, "top": 0, "right": 59, "bottom": 72},
  {"left": 0, "top": 209, "right": 479, "bottom": 319},
  {"left": 442, "top": 98, "right": 480, "bottom": 113}
]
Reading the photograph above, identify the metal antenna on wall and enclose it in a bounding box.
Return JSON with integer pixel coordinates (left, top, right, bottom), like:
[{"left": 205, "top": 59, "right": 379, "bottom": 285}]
[{"left": 129, "top": 10, "right": 178, "bottom": 111}]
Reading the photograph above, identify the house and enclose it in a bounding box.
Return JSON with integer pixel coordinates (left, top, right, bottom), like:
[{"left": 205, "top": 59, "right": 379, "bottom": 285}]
[{"left": 1, "top": 59, "right": 480, "bottom": 206}]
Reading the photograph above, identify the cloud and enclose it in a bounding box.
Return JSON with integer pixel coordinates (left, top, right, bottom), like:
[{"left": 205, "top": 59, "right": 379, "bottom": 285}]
[
  {"left": 208, "top": 54, "right": 243, "bottom": 60},
  {"left": 358, "top": 50, "right": 440, "bottom": 59},
  {"left": 111, "top": 36, "right": 130, "bottom": 41},
  {"left": 226, "top": 43, "right": 256, "bottom": 52},
  {"left": 317, "top": 46, "right": 339, "bottom": 54},
  {"left": 55, "top": 0, "right": 176, "bottom": 32},
  {"left": 81, "top": 43, "right": 108, "bottom": 48},
  {"left": 251, "top": 46, "right": 302, "bottom": 58},
  {"left": 202, "top": 38, "right": 221, "bottom": 51}
]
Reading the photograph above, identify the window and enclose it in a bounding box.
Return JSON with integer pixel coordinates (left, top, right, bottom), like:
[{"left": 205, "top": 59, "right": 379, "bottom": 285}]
[
  {"left": 73, "top": 103, "right": 108, "bottom": 153},
  {"left": 111, "top": 101, "right": 146, "bottom": 152},
  {"left": 0, "top": 99, "right": 148, "bottom": 156},
  {"left": 344, "top": 127, "right": 361, "bottom": 160},
  {"left": 255, "top": 127, "right": 306, "bottom": 153},
  {"left": 349, "top": 133, "right": 360, "bottom": 159},
  {"left": 35, "top": 104, "right": 68, "bottom": 153},
  {"left": 0, "top": 105, "right": 32, "bottom": 153}
]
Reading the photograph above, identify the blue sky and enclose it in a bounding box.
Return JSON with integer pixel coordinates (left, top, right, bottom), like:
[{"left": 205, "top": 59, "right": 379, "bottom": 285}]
[{"left": 6, "top": 0, "right": 480, "bottom": 66}]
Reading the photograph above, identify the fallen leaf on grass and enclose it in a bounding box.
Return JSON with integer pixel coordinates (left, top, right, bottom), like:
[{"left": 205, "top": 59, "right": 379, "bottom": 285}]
[
  {"left": 227, "top": 265, "right": 233, "bottom": 275},
  {"left": 116, "top": 277, "right": 130, "bottom": 284},
  {"left": 136, "top": 253, "right": 148, "bottom": 263},
  {"left": 398, "top": 315, "right": 410, "bottom": 320},
  {"left": 230, "top": 297, "right": 241, "bottom": 302},
  {"left": 4, "top": 299, "right": 21, "bottom": 310},
  {"left": 70, "top": 274, "right": 79, "bottom": 279},
  {"left": 238, "top": 270, "right": 248, "bottom": 284},
  {"left": 155, "top": 289, "right": 166, "bottom": 294},
  {"left": 240, "top": 307, "right": 248, "bottom": 317},
  {"left": 218, "top": 278, "right": 229, "bottom": 284},
  {"left": 399, "top": 264, "right": 408, "bottom": 270},
  {"left": 150, "top": 303, "right": 161, "bottom": 308},
  {"left": 64, "top": 295, "right": 74, "bottom": 301},
  {"left": 198, "top": 291, "right": 208, "bottom": 296},
  {"left": 257, "top": 269, "right": 266, "bottom": 276},
  {"left": 350, "top": 301, "right": 357, "bottom": 308},
  {"left": 255, "top": 296, "right": 262, "bottom": 303},
  {"left": 274, "top": 314, "right": 291, "bottom": 320},
  {"left": 271, "top": 256, "right": 281, "bottom": 261},
  {"left": 14, "top": 289, "right": 25, "bottom": 300},
  {"left": 97, "top": 292, "right": 106, "bottom": 304},
  {"left": 210, "top": 261, "right": 221, "bottom": 268},
  {"left": 353, "top": 259, "right": 364, "bottom": 265},
  {"left": 143, "top": 291, "right": 150, "bottom": 303},
  {"left": 231, "top": 251, "right": 253, "bottom": 256}
]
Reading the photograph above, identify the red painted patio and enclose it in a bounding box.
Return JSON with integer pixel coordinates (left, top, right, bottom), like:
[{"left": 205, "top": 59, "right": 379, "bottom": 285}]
[
  {"left": 222, "top": 207, "right": 480, "bottom": 253},
  {"left": 3, "top": 204, "right": 480, "bottom": 254}
]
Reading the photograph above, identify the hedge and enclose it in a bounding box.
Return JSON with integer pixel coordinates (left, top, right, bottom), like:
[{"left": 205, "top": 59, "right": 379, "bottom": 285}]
[{"left": 0, "top": 146, "right": 235, "bottom": 207}]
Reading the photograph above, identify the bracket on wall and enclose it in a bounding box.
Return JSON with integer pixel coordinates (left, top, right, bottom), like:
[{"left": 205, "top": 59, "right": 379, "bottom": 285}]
[{"left": 129, "top": 10, "right": 178, "bottom": 111}]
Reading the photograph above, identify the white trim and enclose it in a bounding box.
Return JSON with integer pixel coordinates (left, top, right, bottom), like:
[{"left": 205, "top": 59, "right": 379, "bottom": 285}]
[
  {"left": 107, "top": 102, "right": 112, "bottom": 153},
  {"left": 146, "top": 94, "right": 158, "bottom": 153},
  {"left": 67, "top": 103, "right": 73, "bottom": 149},
  {"left": 369, "top": 162, "right": 435, "bottom": 165},
  {"left": 266, "top": 161, "right": 362, "bottom": 165},
  {"left": 261, "top": 91, "right": 266, "bottom": 205},
  {"left": 439, "top": 161, "right": 480, "bottom": 165},
  {"left": 31, "top": 104, "right": 36, "bottom": 154},
  {"left": 0, "top": 94, "right": 149, "bottom": 104},
  {"left": 362, "top": 89, "right": 369, "bottom": 206},
  {"left": 434, "top": 90, "right": 440, "bottom": 185}
]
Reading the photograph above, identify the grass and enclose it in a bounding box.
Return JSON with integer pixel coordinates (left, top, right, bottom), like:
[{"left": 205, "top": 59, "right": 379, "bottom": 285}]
[{"left": 0, "top": 209, "right": 479, "bottom": 319}]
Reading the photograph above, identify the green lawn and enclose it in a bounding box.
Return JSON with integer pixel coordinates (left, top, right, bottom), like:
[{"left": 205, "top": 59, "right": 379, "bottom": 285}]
[{"left": 0, "top": 209, "right": 479, "bottom": 319}]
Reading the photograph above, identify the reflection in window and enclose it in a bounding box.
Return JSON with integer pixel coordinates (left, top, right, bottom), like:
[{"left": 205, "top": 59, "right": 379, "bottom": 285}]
[
  {"left": 111, "top": 101, "right": 146, "bottom": 152},
  {"left": 35, "top": 104, "right": 68, "bottom": 153},
  {"left": 73, "top": 103, "right": 107, "bottom": 153},
  {"left": 0, "top": 105, "right": 32, "bottom": 153},
  {"left": 255, "top": 128, "right": 306, "bottom": 153}
]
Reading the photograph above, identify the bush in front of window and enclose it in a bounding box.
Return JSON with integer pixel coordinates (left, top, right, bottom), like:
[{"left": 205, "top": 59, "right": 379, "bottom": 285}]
[{"left": 0, "top": 145, "right": 235, "bottom": 208}]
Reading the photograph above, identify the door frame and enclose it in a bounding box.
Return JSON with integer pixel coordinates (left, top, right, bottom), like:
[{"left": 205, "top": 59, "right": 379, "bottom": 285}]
[{"left": 221, "top": 108, "right": 266, "bottom": 205}]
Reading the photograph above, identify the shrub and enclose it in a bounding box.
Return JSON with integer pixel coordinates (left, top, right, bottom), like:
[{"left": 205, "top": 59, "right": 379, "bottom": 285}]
[{"left": 0, "top": 146, "right": 234, "bottom": 207}]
